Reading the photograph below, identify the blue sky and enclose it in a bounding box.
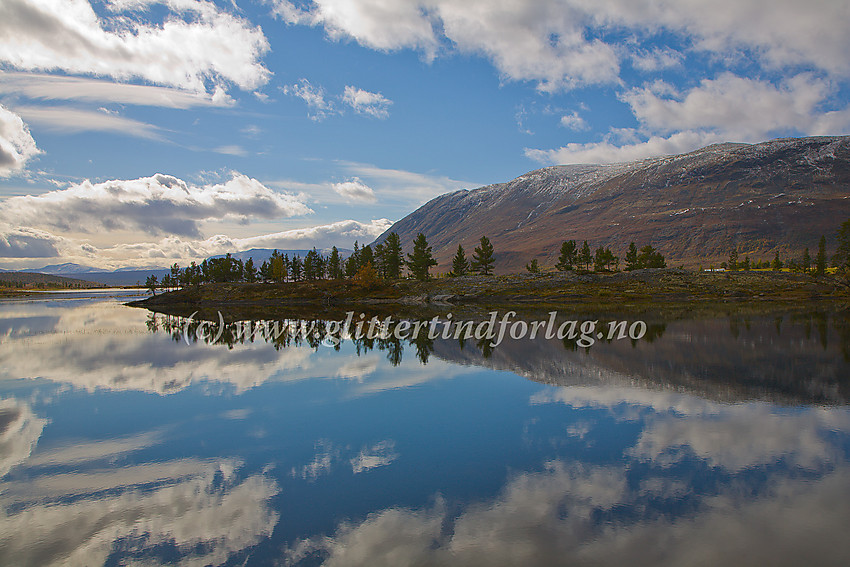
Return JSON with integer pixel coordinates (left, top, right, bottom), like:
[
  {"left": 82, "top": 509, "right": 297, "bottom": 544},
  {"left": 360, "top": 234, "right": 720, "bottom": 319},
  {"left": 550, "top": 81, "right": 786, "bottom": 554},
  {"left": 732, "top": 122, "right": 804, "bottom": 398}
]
[{"left": 1, "top": 0, "right": 849, "bottom": 269}]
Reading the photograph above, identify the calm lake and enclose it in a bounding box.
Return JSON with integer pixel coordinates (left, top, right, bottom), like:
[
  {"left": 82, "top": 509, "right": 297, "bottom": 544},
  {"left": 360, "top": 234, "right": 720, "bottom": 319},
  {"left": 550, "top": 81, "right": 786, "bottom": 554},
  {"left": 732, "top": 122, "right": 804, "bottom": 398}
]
[{"left": 2, "top": 290, "right": 850, "bottom": 566}]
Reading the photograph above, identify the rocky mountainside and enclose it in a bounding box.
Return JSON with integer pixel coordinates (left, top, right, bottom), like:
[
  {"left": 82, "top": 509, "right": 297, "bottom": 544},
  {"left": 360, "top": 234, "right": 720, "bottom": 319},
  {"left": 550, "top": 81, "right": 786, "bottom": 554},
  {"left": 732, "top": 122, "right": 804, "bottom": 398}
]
[{"left": 377, "top": 136, "right": 850, "bottom": 271}]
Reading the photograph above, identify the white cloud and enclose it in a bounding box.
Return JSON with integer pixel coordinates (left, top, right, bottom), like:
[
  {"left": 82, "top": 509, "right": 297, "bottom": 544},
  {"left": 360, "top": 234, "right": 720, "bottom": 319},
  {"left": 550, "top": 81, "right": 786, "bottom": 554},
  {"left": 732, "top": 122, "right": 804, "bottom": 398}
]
[
  {"left": 282, "top": 78, "right": 336, "bottom": 121},
  {"left": 581, "top": 0, "right": 850, "bottom": 77},
  {"left": 0, "top": 72, "right": 235, "bottom": 108},
  {"left": 337, "top": 160, "right": 474, "bottom": 205},
  {"left": 13, "top": 105, "right": 164, "bottom": 140},
  {"left": 333, "top": 178, "right": 377, "bottom": 203},
  {"left": 0, "top": 398, "right": 47, "bottom": 478},
  {"left": 275, "top": 0, "right": 850, "bottom": 88},
  {"left": 350, "top": 440, "right": 398, "bottom": 474},
  {"left": 0, "top": 104, "right": 40, "bottom": 176},
  {"left": 528, "top": 73, "right": 850, "bottom": 165},
  {"left": 273, "top": 0, "right": 619, "bottom": 92},
  {"left": 559, "top": 110, "right": 588, "bottom": 131},
  {"left": 622, "top": 73, "right": 833, "bottom": 140},
  {"left": 0, "top": 172, "right": 312, "bottom": 238},
  {"left": 629, "top": 47, "right": 683, "bottom": 72},
  {"left": 526, "top": 130, "right": 723, "bottom": 165},
  {"left": 341, "top": 85, "right": 392, "bottom": 119},
  {"left": 0, "top": 0, "right": 270, "bottom": 95},
  {"left": 214, "top": 144, "right": 248, "bottom": 156}
]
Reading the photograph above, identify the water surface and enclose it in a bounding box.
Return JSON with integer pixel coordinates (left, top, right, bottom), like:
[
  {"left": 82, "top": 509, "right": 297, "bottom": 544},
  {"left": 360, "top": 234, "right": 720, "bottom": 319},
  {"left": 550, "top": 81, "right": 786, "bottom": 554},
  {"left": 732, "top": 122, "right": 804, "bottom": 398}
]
[{"left": 1, "top": 291, "right": 849, "bottom": 566}]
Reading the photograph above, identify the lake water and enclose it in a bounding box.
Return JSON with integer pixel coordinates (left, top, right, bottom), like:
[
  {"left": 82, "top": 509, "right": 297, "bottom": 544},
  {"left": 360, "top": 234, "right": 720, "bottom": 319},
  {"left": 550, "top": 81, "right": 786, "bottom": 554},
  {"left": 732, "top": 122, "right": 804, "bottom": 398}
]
[{"left": 2, "top": 291, "right": 850, "bottom": 566}]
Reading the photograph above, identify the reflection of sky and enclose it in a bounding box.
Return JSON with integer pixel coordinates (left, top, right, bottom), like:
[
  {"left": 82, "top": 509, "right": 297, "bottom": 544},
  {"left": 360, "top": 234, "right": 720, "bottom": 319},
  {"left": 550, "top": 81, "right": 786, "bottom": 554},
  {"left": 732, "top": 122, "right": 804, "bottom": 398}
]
[
  {"left": 1, "top": 295, "right": 850, "bottom": 566},
  {"left": 0, "top": 298, "right": 475, "bottom": 396}
]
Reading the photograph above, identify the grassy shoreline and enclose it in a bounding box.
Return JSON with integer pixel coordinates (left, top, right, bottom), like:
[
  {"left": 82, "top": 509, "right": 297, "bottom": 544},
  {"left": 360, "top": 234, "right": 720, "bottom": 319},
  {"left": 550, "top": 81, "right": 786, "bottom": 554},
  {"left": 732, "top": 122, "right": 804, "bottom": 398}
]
[{"left": 128, "top": 269, "right": 850, "bottom": 320}]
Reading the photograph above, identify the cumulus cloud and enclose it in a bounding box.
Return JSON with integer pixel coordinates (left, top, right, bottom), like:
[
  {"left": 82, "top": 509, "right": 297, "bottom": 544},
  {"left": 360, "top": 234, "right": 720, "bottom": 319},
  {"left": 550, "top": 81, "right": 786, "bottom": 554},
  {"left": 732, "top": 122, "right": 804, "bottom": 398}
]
[
  {"left": 0, "top": 172, "right": 312, "bottom": 238},
  {"left": 274, "top": 0, "right": 850, "bottom": 92},
  {"left": 0, "top": 72, "right": 235, "bottom": 108},
  {"left": 333, "top": 178, "right": 377, "bottom": 203},
  {"left": 0, "top": 226, "right": 65, "bottom": 258},
  {"left": 528, "top": 73, "right": 850, "bottom": 164},
  {"left": 559, "top": 110, "right": 588, "bottom": 131},
  {"left": 273, "top": 0, "right": 619, "bottom": 92},
  {"left": 622, "top": 73, "right": 833, "bottom": 140},
  {"left": 0, "top": 104, "right": 40, "bottom": 176},
  {"left": 341, "top": 86, "right": 392, "bottom": 119},
  {"left": 526, "top": 130, "right": 723, "bottom": 165},
  {"left": 0, "top": 0, "right": 270, "bottom": 95}
]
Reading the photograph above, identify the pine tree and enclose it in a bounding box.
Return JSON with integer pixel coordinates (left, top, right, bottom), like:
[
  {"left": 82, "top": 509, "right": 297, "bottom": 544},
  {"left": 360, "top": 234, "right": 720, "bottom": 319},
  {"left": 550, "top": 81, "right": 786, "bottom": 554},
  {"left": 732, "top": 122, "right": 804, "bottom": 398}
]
[
  {"left": 816, "top": 235, "right": 827, "bottom": 275},
  {"left": 244, "top": 257, "right": 257, "bottom": 283},
  {"left": 406, "top": 233, "right": 437, "bottom": 281},
  {"left": 145, "top": 274, "right": 158, "bottom": 295},
  {"left": 382, "top": 232, "right": 404, "bottom": 279},
  {"left": 802, "top": 247, "right": 811, "bottom": 273},
  {"left": 526, "top": 258, "right": 540, "bottom": 273},
  {"left": 772, "top": 251, "right": 783, "bottom": 271},
  {"left": 555, "top": 240, "right": 576, "bottom": 271},
  {"left": 360, "top": 245, "right": 374, "bottom": 273},
  {"left": 449, "top": 244, "right": 470, "bottom": 277},
  {"left": 637, "top": 245, "right": 666, "bottom": 269},
  {"left": 290, "top": 255, "right": 302, "bottom": 281},
  {"left": 578, "top": 241, "right": 592, "bottom": 271},
  {"left": 728, "top": 248, "right": 739, "bottom": 271},
  {"left": 471, "top": 236, "right": 495, "bottom": 275},
  {"left": 593, "top": 246, "right": 606, "bottom": 272},
  {"left": 327, "top": 246, "right": 343, "bottom": 279},
  {"left": 624, "top": 242, "right": 638, "bottom": 271}
]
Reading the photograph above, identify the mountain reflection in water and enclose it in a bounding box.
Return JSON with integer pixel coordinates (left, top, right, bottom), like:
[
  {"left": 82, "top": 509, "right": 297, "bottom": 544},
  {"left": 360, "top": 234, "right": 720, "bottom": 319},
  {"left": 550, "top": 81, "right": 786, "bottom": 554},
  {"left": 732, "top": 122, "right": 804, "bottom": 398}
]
[{"left": 1, "top": 294, "right": 849, "bottom": 566}]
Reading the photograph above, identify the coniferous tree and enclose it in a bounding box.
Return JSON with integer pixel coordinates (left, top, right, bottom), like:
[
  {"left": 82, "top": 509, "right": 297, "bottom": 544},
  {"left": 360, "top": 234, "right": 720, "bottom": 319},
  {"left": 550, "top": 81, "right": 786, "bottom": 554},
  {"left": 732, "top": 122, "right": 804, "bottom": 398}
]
[
  {"left": 406, "top": 233, "right": 437, "bottom": 281},
  {"left": 728, "top": 248, "right": 739, "bottom": 271},
  {"left": 593, "top": 246, "right": 606, "bottom": 272},
  {"left": 802, "top": 247, "right": 811, "bottom": 273},
  {"left": 772, "top": 251, "right": 783, "bottom": 271},
  {"left": 244, "top": 257, "right": 257, "bottom": 283},
  {"left": 360, "top": 245, "right": 374, "bottom": 273},
  {"left": 471, "top": 236, "right": 495, "bottom": 275},
  {"left": 578, "top": 241, "right": 592, "bottom": 271},
  {"left": 449, "top": 244, "right": 470, "bottom": 277},
  {"left": 145, "top": 274, "right": 158, "bottom": 295},
  {"left": 636, "top": 245, "right": 666, "bottom": 269},
  {"left": 624, "top": 242, "right": 638, "bottom": 271},
  {"left": 555, "top": 240, "right": 577, "bottom": 271},
  {"left": 816, "top": 235, "right": 827, "bottom": 275},
  {"left": 381, "top": 233, "right": 404, "bottom": 279},
  {"left": 526, "top": 258, "right": 541, "bottom": 273},
  {"left": 290, "top": 255, "right": 302, "bottom": 281},
  {"left": 327, "top": 246, "right": 343, "bottom": 279}
]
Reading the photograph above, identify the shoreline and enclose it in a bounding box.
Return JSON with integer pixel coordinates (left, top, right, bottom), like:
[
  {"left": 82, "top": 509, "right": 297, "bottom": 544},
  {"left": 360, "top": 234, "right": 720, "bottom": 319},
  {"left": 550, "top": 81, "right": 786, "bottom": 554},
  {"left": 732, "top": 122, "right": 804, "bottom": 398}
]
[{"left": 127, "top": 269, "right": 850, "bottom": 319}]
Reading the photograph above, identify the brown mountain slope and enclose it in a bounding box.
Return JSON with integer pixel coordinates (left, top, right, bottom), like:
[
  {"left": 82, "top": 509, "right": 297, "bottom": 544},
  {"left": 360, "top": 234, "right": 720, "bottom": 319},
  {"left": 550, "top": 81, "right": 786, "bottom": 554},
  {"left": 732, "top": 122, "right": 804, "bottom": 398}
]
[{"left": 376, "top": 136, "right": 850, "bottom": 272}]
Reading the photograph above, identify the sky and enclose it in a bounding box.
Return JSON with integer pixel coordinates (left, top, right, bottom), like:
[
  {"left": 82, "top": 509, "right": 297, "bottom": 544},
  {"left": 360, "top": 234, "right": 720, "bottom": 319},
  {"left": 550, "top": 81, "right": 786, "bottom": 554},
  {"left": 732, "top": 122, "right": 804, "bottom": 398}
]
[{"left": 1, "top": 0, "right": 849, "bottom": 270}]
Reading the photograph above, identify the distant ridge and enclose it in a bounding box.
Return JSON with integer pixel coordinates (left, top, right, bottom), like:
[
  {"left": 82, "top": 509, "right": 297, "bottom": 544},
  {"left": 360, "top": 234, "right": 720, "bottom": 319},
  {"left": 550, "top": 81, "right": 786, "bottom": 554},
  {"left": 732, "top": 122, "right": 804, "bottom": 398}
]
[
  {"left": 0, "top": 271, "right": 104, "bottom": 288},
  {"left": 376, "top": 136, "right": 850, "bottom": 271}
]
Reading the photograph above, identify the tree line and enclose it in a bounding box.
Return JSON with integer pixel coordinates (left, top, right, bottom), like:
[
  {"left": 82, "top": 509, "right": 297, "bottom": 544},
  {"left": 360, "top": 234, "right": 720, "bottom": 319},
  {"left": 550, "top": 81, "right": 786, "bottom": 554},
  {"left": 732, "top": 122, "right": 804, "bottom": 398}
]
[
  {"left": 722, "top": 220, "right": 850, "bottom": 276},
  {"left": 145, "top": 232, "right": 669, "bottom": 294}
]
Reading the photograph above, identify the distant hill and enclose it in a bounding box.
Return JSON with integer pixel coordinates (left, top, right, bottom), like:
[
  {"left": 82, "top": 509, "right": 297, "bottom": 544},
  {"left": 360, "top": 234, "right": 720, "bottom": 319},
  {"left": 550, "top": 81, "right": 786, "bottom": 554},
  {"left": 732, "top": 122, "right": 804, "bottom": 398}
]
[
  {"left": 376, "top": 135, "right": 850, "bottom": 272},
  {"left": 0, "top": 271, "right": 104, "bottom": 289}
]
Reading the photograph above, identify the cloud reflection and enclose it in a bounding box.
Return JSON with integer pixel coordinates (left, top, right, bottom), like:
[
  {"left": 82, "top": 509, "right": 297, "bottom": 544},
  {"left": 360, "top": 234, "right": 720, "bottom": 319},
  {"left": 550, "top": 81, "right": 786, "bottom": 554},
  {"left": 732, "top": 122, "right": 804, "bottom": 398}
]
[{"left": 0, "top": 428, "right": 279, "bottom": 567}]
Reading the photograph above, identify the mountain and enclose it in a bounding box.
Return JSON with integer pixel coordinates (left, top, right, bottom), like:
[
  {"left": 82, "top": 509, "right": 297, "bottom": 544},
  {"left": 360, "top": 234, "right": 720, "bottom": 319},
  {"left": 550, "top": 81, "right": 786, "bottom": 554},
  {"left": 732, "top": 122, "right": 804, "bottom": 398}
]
[
  {"left": 0, "top": 271, "right": 104, "bottom": 289},
  {"left": 376, "top": 136, "right": 850, "bottom": 271},
  {"left": 23, "top": 262, "right": 102, "bottom": 275}
]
